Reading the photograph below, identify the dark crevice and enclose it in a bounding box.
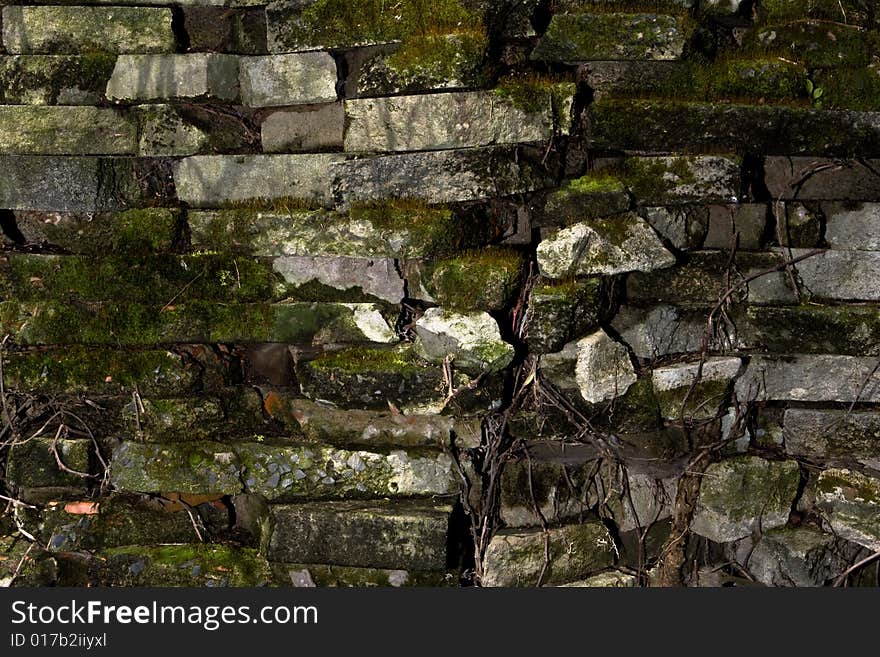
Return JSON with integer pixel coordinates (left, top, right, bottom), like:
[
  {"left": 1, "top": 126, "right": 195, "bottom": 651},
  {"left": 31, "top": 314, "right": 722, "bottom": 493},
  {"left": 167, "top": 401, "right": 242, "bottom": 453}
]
[
  {"left": 0, "top": 209, "right": 25, "bottom": 245},
  {"left": 170, "top": 7, "right": 191, "bottom": 53}
]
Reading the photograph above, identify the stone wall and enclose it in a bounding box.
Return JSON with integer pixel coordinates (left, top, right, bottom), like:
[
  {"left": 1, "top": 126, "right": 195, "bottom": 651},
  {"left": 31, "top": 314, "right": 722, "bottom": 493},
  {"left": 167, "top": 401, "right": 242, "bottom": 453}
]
[{"left": 1, "top": 0, "right": 878, "bottom": 588}]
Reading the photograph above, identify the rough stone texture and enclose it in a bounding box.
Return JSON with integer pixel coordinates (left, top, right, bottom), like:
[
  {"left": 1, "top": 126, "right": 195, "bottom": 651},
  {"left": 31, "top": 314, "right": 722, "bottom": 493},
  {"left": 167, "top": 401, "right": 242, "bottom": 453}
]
[
  {"left": 691, "top": 456, "right": 800, "bottom": 543},
  {"left": 784, "top": 409, "right": 880, "bottom": 472},
  {"left": 1, "top": 6, "right": 175, "bottom": 54},
  {"left": 273, "top": 255, "right": 404, "bottom": 303},
  {"left": 539, "top": 329, "right": 638, "bottom": 404},
  {"left": 239, "top": 53, "right": 337, "bottom": 108},
  {"left": 537, "top": 213, "right": 675, "bottom": 278},
  {"left": 263, "top": 396, "right": 462, "bottom": 449},
  {"left": 261, "top": 103, "right": 344, "bottom": 153},
  {"left": 612, "top": 305, "right": 712, "bottom": 360},
  {"left": 414, "top": 308, "right": 514, "bottom": 374},
  {"left": 6, "top": 437, "right": 91, "bottom": 489},
  {"left": 0, "top": 107, "right": 136, "bottom": 155},
  {"left": 136, "top": 105, "right": 210, "bottom": 156},
  {"left": 344, "top": 89, "right": 573, "bottom": 152},
  {"left": 809, "top": 469, "right": 880, "bottom": 550},
  {"left": 736, "top": 356, "right": 880, "bottom": 403},
  {"left": 0, "top": 156, "right": 168, "bottom": 212},
  {"left": 765, "top": 157, "right": 880, "bottom": 201},
  {"left": 783, "top": 248, "right": 880, "bottom": 301},
  {"left": 481, "top": 523, "right": 616, "bottom": 587},
  {"left": 624, "top": 156, "right": 741, "bottom": 205},
  {"left": 532, "top": 13, "right": 690, "bottom": 62},
  {"left": 268, "top": 500, "right": 452, "bottom": 571},
  {"left": 559, "top": 571, "right": 638, "bottom": 588},
  {"left": 106, "top": 54, "right": 239, "bottom": 101},
  {"left": 642, "top": 205, "right": 709, "bottom": 251},
  {"left": 0, "top": 55, "right": 116, "bottom": 105},
  {"left": 652, "top": 357, "right": 741, "bottom": 420},
  {"left": 704, "top": 204, "right": 767, "bottom": 250},
  {"left": 335, "top": 147, "right": 550, "bottom": 206},
  {"left": 748, "top": 527, "right": 862, "bottom": 587},
  {"left": 823, "top": 202, "right": 880, "bottom": 250},
  {"left": 174, "top": 154, "right": 341, "bottom": 206},
  {"left": 525, "top": 278, "right": 602, "bottom": 354}
]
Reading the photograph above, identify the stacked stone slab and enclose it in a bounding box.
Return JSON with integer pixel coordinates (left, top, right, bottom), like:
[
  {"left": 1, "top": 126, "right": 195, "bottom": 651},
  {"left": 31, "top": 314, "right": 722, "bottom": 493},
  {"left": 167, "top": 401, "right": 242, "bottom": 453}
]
[{"left": 1, "top": 0, "right": 879, "bottom": 588}]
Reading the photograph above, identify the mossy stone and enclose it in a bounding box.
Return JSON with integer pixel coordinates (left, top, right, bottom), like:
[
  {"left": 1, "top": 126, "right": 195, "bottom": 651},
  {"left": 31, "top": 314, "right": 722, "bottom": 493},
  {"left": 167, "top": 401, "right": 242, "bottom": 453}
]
[
  {"left": 419, "top": 248, "right": 524, "bottom": 312},
  {"left": 6, "top": 437, "right": 92, "bottom": 489},
  {"left": 525, "top": 277, "right": 603, "bottom": 354}
]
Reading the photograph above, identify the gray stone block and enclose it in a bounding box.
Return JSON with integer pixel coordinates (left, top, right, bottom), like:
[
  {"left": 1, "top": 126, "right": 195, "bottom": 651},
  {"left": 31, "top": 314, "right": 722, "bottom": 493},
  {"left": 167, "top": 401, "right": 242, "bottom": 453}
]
[
  {"left": 344, "top": 89, "right": 572, "bottom": 152},
  {"left": 239, "top": 53, "right": 337, "bottom": 108},
  {"left": 783, "top": 247, "right": 880, "bottom": 301},
  {"left": 1, "top": 6, "right": 175, "bottom": 54},
  {"left": 765, "top": 157, "right": 880, "bottom": 200},
  {"left": 736, "top": 355, "right": 880, "bottom": 403},
  {"left": 174, "top": 154, "right": 342, "bottom": 206},
  {"left": 268, "top": 500, "right": 453, "bottom": 570},
  {"left": 261, "top": 103, "right": 344, "bottom": 153},
  {"left": 106, "top": 54, "right": 239, "bottom": 101},
  {"left": 0, "top": 106, "right": 136, "bottom": 155},
  {"left": 272, "top": 255, "right": 404, "bottom": 304},
  {"left": 823, "top": 202, "right": 880, "bottom": 250}
]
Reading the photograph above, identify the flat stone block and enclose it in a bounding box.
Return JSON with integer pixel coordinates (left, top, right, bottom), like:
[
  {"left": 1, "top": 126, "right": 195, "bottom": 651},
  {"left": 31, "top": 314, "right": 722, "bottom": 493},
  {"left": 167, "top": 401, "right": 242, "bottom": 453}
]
[
  {"left": 0, "top": 106, "right": 136, "bottom": 155},
  {"left": 239, "top": 52, "right": 337, "bottom": 107},
  {"left": 261, "top": 103, "right": 344, "bottom": 153},
  {"left": 1, "top": 6, "right": 175, "bottom": 54},
  {"left": 106, "top": 54, "right": 239, "bottom": 101}
]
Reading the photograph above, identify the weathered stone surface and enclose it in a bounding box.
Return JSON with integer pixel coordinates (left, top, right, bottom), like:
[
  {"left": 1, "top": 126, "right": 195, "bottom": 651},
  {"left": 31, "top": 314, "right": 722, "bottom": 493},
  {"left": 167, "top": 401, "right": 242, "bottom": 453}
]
[
  {"left": 691, "top": 456, "right": 800, "bottom": 543},
  {"left": 111, "top": 442, "right": 243, "bottom": 495},
  {"left": 106, "top": 54, "right": 239, "bottom": 101},
  {"left": 265, "top": 0, "right": 484, "bottom": 53},
  {"left": 12, "top": 208, "right": 178, "bottom": 255},
  {"left": 136, "top": 104, "right": 210, "bottom": 156},
  {"left": 736, "top": 356, "right": 880, "bottom": 403},
  {"left": 748, "top": 527, "right": 862, "bottom": 587},
  {"left": 559, "top": 571, "right": 638, "bottom": 588},
  {"left": 809, "top": 469, "right": 880, "bottom": 550},
  {"left": 1, "top": 6, "right": 175, "bottom": 54},
  {"left": 335, "top": 147, "right": 549, "bottom": 206},
  {"left": 0, "top": 301, "right": 396, "bottom": 346},
  {"left": 238, "top": 443, "right": 457, "bottom": 501},
  {"left": 623, "top": 156, "right": 741, "bottom": 205},
  {"left": 262, "top": 396, "right": 460, "bottom": 449},
  {"left": 588, "top": 100, "right": 880, "bottom": 156},
  {"left": 779, "top": 248, "right": 880, "bottom": 301},
  {"left": 0, "top": 54, "right": 117, "bottom": 105},
  {"left": 0, "top": 156, "right": 168, "bottom": 212},
  {"left": 34, "top": 496, "right": 218, "bottom": 551},
  {"left": 6, "top": 437, "right": 91, "bottom": 489},
  {"left": 537, "top": 212, "right": 675, "bottom": 278},
  {"left": 784, "top": 409, "right": 880, "bottom": 472},
  {"left": 405, "top": 249, "right": 523, "bottom": 312},
  {"left": 271, "top": 563, "right": 451, "bottom": 587},
  {"left": 268, "top": 500, "right": 452, "bottom": 571},
  {"left": 174, "top": 154, "right": 341, "bottom": 207},
  {"left": 613, "top": 304, "right": 713, "bottom": 360},
  {"left": 704, "top": 204, "right": 767, "bottom": 250},
  {"left": 90, "top": 545, "right": 272, "bottom": 587},
  {"left": 500, "top": 456, "right": 677, "bottom": 533},
  {"left": 702, "top": 0, "right": 748, "bottom": 15},
  {"left": 0, "top": 106, "right": 135, "bottom": 155},
  {"left": 273, "top": 255, "right": 404, "bottom": 303},
  {"left": 641, "top": 205, "right": 709, "bottom": 251},
  {"left": 188, "top": 204, "right": 463, "bottom": 259},
  {"left": 353, "top": 31, "right": 490, "bottom": 97},
  {"left": 1, "top": 347, "right": 200, "bottom": 396},
  {"left": 295, "top": 346, "right": 448, "bottom": 412},
  {"left": 539, "top": 329, "right": 637, "bottom": 404},
  {"left": 239, "top": 53, "right": 337, "bottom": 107},
  {"left": 120, "top": 395, "right": 252, "bottom": 443},
  {"left": 579, "top": 60, "right": 689, "bottom": 100},
  {"left": 652, "top": 357, "right": 741, "bottom": 420},
  {"left": 344, "top": 88, "right": 573, "bottom": 152},
  {"left": 765, "top": 157, "right": 880, "bottom": 201},
  {"left": 261, "top": 103, "right": 344, "bottom": 153},
  {"left": 738, "top": 304, "right": 880, "bottom": 355},
  {"left": 823, "top": 202, "right": 880, "bottom": 250},
  {"left": 414, "top": 308, "right": 514, "bottom": 374},
  {"left": 541, "top": 173, "right": 631, "bottom": 227},
  {"left": 532, "top": 13, "right": 690, "bottom": 62},
  {"left": 481, "top": 523, "right": 617, "bottom": 587},
  {"left": 525, "top": 278, "right": 602, "bottom": 354},
  {"left": 774, "top": 202, "right": 822, "bottom": 248}
]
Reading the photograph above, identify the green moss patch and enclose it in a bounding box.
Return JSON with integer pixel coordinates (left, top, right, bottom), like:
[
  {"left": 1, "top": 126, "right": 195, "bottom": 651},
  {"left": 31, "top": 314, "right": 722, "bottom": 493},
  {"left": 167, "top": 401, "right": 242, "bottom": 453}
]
[{"left": 422, "top": 248, "right": 524, "bottom": 312}]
